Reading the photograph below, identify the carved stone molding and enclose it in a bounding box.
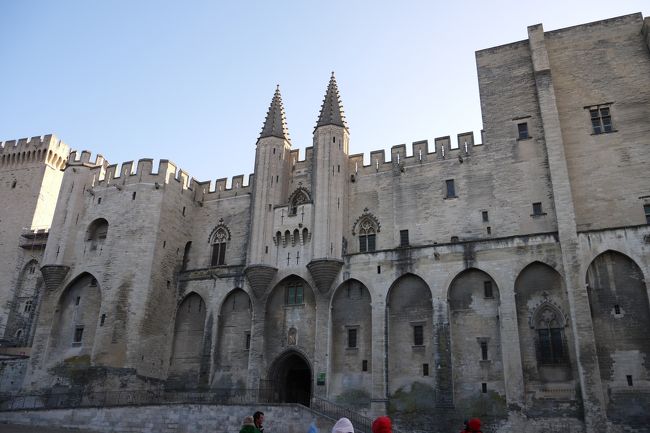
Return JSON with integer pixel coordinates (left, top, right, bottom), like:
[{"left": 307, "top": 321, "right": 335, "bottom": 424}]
[
  {"left": 244, "top": 264, "right": 278, "bottom": 298},
  {"left": 40, "top": 265, "right": 70, "bottom": 291},
  {"left": 307, "top": 258, "right": 344, "bottom": 294}
]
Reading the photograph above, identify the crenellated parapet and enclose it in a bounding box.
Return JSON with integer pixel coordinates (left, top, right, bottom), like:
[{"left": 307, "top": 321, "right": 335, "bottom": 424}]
[
  {"left": 0, "top": 134, "right": 70, "bottom": 170},
  {"left": 348, "top": 130, "right": 484, "bottom": 177}
]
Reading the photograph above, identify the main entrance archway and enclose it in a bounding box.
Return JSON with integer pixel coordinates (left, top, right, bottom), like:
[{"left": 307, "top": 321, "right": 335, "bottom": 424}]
[{"left": 268, "top": 351, "right": 312, "bottom": 406}]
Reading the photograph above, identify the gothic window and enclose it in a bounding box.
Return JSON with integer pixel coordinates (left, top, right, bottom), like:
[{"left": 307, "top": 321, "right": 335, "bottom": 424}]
[
  {"left": 209, "top": 221, "right": 231, "bottom": 267},
  {"left": 534, "top": 305, "right": 568, "bottom": 365},
  {"left": 359, "top": 225, "right": 376, "bottom": 253},
  {"left": 288, "top": 188, "right": 311, "bottom": 216},
  {"left": 23, "top": 300, "right": 33, "bottom": 313},
  {"left": 86, "top": 218, "right": 109, "bottom": 251},
  {"left": 211, "top": 228, "right": 228, "bottom": 266}
]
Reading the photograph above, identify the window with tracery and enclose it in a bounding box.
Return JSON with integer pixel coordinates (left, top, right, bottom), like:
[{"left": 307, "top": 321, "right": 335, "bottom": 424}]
[
  {"left": 358, "top": 219, "right": 377, "bottom": 252},
  {"left": 288, "top": 188, "right": 310, "bottom": 216},
  {"left": 534, "top": 306, "right": 568, "bottom": 365},
  {"left": 211, "top": 227, "right": 228, "bottom": 266}
]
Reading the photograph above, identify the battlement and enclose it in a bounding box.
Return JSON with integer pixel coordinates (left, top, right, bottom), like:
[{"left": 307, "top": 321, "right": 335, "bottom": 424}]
[
  {"left": 68, "top": 150, "right": 107, "bottom": 167},
  {"left": 85, "top": 156, "right": 252, "bottom": 201},
  {"left": 348, "top": 130, "right": 483, "bottom": 175},
  {"left": 0, "top": 134, "right": 70, "bottom": 170}
]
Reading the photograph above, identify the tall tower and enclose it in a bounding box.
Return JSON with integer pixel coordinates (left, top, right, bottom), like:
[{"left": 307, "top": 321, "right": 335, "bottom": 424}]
[
  {"left": 245, "top": 86, "right": 292, "bottom": 295},
  {"left": 307, "top": 73, "right": 349, "bottom": 293}
]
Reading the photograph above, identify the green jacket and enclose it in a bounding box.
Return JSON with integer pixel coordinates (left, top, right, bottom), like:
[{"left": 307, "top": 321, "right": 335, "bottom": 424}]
[{"left": 240, "top": 425, "right": 261, "bottom": 433}]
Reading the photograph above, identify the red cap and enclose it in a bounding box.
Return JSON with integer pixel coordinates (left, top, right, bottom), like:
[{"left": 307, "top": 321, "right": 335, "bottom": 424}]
[
  {"left": 467, "top": 418, "right": 482, "bottom": 432},
  {"left": 372, "top": 417, "right": 392, "bottom": 433}
]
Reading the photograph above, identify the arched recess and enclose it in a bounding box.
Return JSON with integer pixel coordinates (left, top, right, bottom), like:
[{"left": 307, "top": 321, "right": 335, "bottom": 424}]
[
  {"left": 213, "top": 289, "right": 252, "bottom": 388},
  {"left": 168, "top": 292, "right": 208, "bottom": 387},
  {"left": 330, "top": 279, "right": 372, "bottom": 408},
  {"left": 86, "top": 218, "right": 109, "bottom": 252},
  {"left": 448, "top": 268, "right": 505, "bottom": 415},
  {"left": 48, "top": 273, "right": 102, "bottom": 363},
  {"left": 586, "top": 251, "right": 650, "bottom": 422},
  {"left": 268, "top": 349, "right": 312, "bottom": 406},
  {"left": 264, "top": 276, "right": 316, "bottom": 378},
  {"left": 4, "top": 260, "right": 43, "bottom": 347},
  {"left": 514, "top": 262, "right": 578, "bottom": 410},
  {"left": 387, "top": 274, "right": 434, "bottom": 397}
]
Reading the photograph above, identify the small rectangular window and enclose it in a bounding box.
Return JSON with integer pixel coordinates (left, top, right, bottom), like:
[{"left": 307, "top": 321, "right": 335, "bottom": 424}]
[
  {"left": 413, "top": 325, "right": 424, "bottom": 346},
  {"left": 614, "top": 304, "right": 621, "bottom": 314},
  {"left": 532, "top": 202, "right": 543, "bottom": 215},
  {"left": 75, "top": 296, "right": 81, "bottom": 306},
  {"left": 73, "top": 326, "right": 84, "bottom": 343},
  {"left": 481, "top": 341, "right": 488, "bottom": 360},
  {"left": 245, "top": 333, "right": 251, "bottom": 350},
  {"left": 517, "top": 122, "right": 529, "bottom": 139},
  {"left": 589, "top": 106, "right": 614, "bottom": 134},
  {"left": 286, "top": 284, "right": 304, "bottom": 305},
  {"left": 482, "top": 383, "right": 487, "bottom": 393},
  {"left": 482, "top": 211, "right": 489, "bottom": 222},
  {"left": 644, "top": 204, "right": 650, "bottom": 224},
  {"left": 446, "top": 179, "right": 456, "bottom": 198},
  {"left": 400, "top": 230, "right": 409, "bottom": 247},
  {"left": 486, "top": 226, "right": 491, "bottom": 235},
  {"left": 97, "top": 197, "right": 102, "bottom": 205},
  {"left": 132, "top": 191, "right": 136, "bottom": 200},
  {"left": 362, "top": 360, "right": 368, "bottom": 372},
  {"left": 626, "top": 375, "right": 633, "bottom": 386},
  {"left": 484, "top": 281, "right": 493, "bottom": 298},
  {"left": 100, "top": 314, "right": 106, "bottom": 326},
  {"left": 348, "top": 328, "right": 357, "bottom": 349},
  {"left": 423, "top": 363, "right": 429, "bottom": 376},
  {"left": 377, "top": 265, "right": 381, "bottom": 274}
]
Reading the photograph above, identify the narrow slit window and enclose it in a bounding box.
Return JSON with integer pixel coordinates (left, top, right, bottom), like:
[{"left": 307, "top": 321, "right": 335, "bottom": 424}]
[
  {"left": 413, "top": 325, "right": 424, "bottom": 346},
  {"left": 347, "top": 328, "right": 358, "bottom": 349}
]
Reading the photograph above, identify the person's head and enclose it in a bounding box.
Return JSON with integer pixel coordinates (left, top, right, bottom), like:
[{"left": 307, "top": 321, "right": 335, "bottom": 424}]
[
  {"left": 254, "top": 412, "right": 265, "bottom": 426},
  {"left": 371, "top": 416, "right": 391, "bottom": 433},
  {"left": 243, "top": 416, "right": 255, "bottom": 427},
  {"left": 332, "top": 417, "right": 354, "bottom": 433},
  {"left": 467, "top": 418, "right": 482, "bottom": 432}
]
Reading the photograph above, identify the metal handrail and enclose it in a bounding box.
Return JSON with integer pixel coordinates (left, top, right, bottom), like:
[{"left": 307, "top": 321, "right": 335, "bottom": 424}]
[{"left": 310, "top": 396, "right": 374, "bottom": 433}]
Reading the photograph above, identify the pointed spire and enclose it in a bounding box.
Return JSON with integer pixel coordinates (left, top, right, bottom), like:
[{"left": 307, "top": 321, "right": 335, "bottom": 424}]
[
  {"left": 316, "top": 72, "right": 348, "bottom": 130},
  {"left": 259, "top": 85, "right": 290, "bottom": 142}
]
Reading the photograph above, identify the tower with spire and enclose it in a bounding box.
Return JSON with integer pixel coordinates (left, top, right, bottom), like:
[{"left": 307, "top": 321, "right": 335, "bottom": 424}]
[
  {"left": 306, "top": 73, "right": 350, "bottom": 292},
  {"left": 247, "top": 86, "right": 292, "bottom": 267}
]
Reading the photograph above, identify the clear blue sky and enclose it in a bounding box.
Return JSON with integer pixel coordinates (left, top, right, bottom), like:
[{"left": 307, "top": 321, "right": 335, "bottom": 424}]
[{"left": 1, "top": 1, "right": 647, "bottom": 184}]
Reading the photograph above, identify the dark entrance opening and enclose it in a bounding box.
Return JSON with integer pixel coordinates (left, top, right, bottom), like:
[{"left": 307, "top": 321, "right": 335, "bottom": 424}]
[{"left": 269, "top": 351, "right": 312, "bottom": 406}]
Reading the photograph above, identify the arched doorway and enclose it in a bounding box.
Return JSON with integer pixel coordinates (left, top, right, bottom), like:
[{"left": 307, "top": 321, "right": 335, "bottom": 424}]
[{"left": 268, "top": 351, "right": 312, "bottom": 406}]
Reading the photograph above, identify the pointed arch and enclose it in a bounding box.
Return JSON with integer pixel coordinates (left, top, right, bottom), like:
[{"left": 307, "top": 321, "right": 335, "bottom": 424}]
[
  {"left": 47, "top": 272, "right": 102, "bottom": 364},
  {"left": 330, "top": 279, "right": 372, "bottom": 407},
  {"left": 387, "top": 273, "right": 433, "bottom": 396},
  {"left": 586, "top": 250, "right": 649, "bottom": 418},
  {"left": 287, "top": 187, "right": 312, "bottom": 216},
  {"left": 352, "top": 208, "right": 381, "bottom": 253},
  {"left": 264, "top": 275, "right": 316, "bottom": 370},
  {"left": 169, "top": 292, "right": 208, "bottom": 387},
  {"left": 4, "top": 259, "right": 42, "bottom": 347},
  {"left": 209, "top": 220, "right": 231, "bottom": 266},
  {"left": 448, "top": 267, "right": 506, "bottom": 414},
  {"left": 214, "top": 288, "right": 252, "bottom": 388},
  {"left": 515, "top": 261, "right": 576, "bottom": 405}
]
